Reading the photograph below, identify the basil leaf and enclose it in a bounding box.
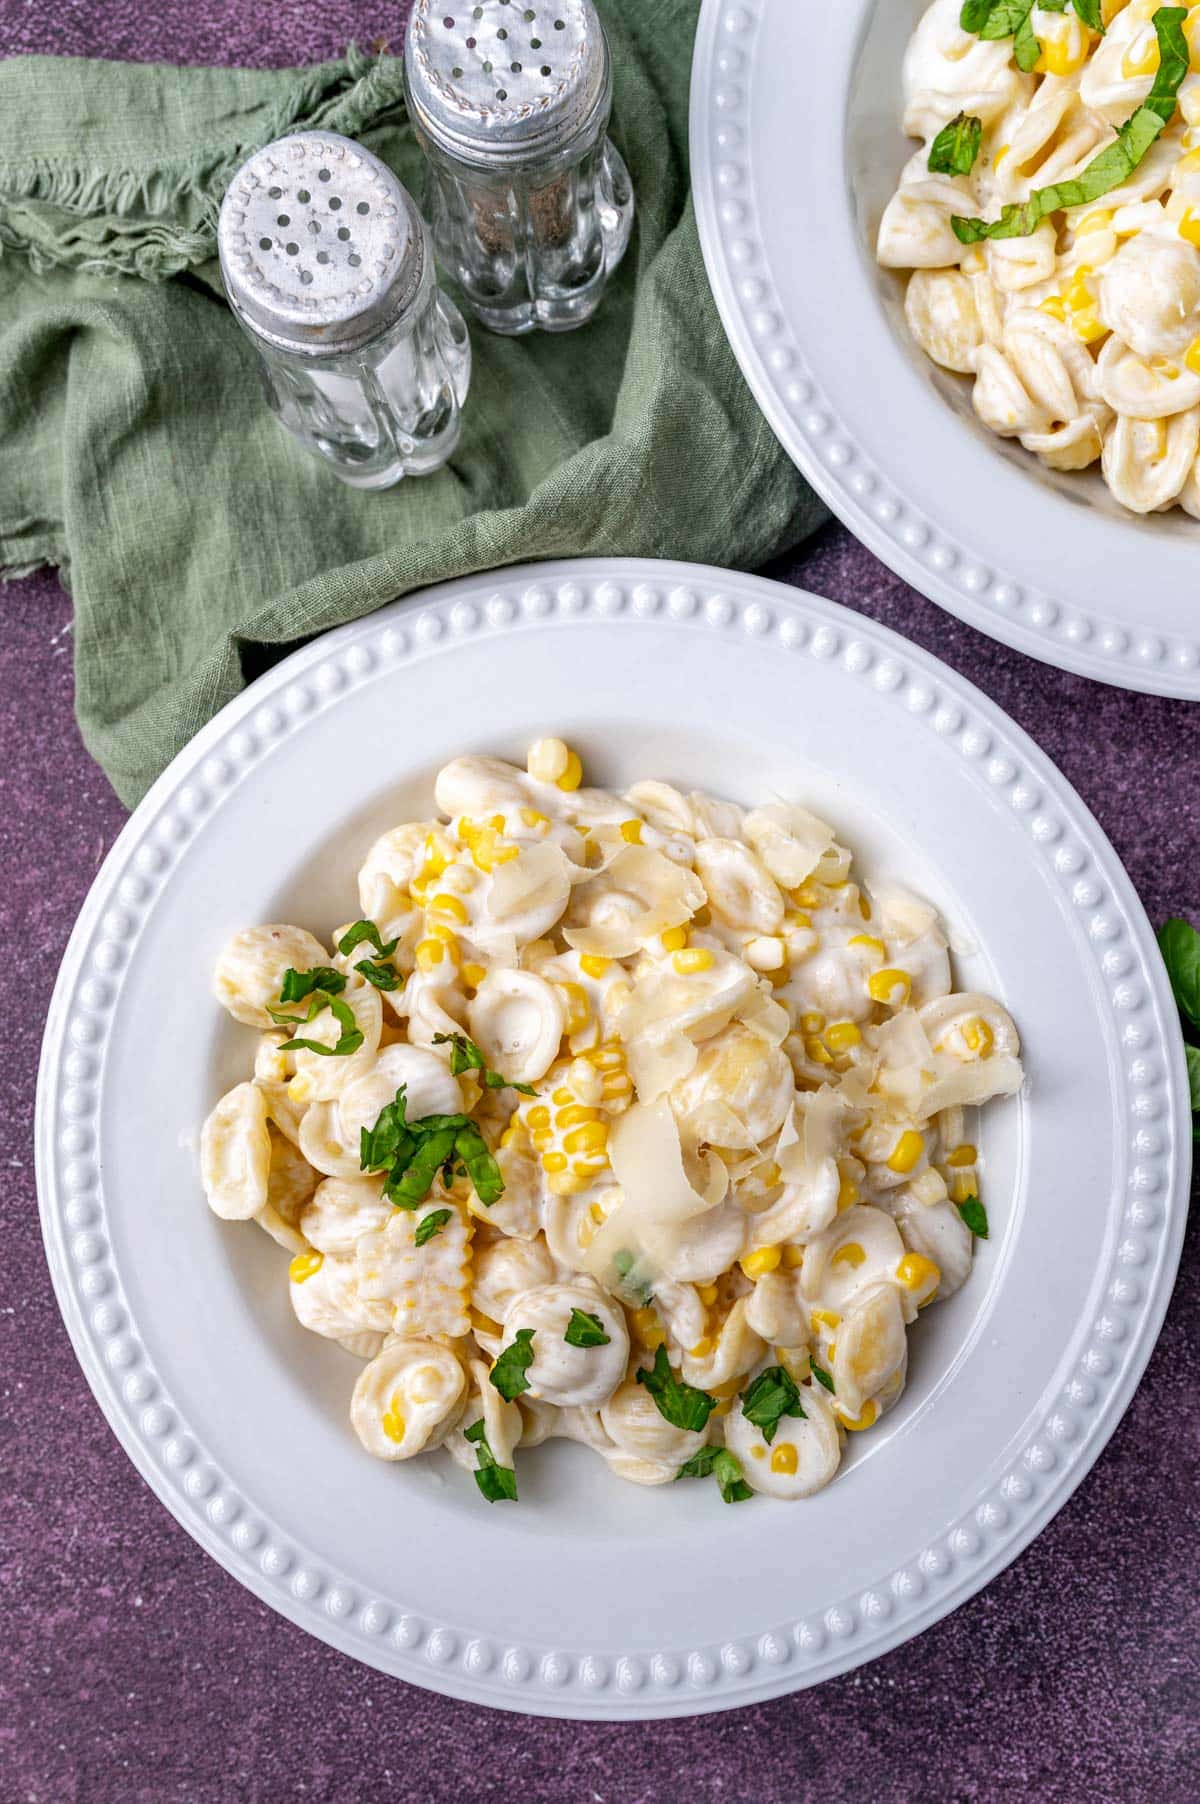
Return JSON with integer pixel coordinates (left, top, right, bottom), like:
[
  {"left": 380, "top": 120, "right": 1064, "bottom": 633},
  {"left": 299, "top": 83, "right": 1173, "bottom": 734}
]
[
  {"left": 958, "top": 1194, "right": 990, "bottom": 1239},
  {"left": 1158, "top": 918, "right": 1200, "bottom": 1030},
  {"left": 1040, "top": 0, "right": 1104, "bottom": 26},
  {"left": 676, "top": 1445, "right": 721, "bottom": 1480},
  {"left": 414, "top": 1207, "right": 453, "bottom": 1248},
  {"left": 455, "top": 1122, "right": 505, "bottom": 1206},
  {"left": 490, "top": 1328, "right": 536, "bottom": 1401},
  {"left": 354, "top": 957, "right": 402, "bottom": 992},
  {"left": 385, "top": 1126, "right": 458, "bottom": 1209},
  {"left": 954, "top": 7, "right": 1188, "bottom": 242},
  {"left": 279, "top": 965, "right": 346, "bottom": 1004},
  {"left": 463, "top": 1418, "right": 518, "bottom": 1503},
  {"left": 563, "top": 1308, "right": 610, "bottom": 1349},
  {"left": 958, "top": 1, "right": 1041, "bottom": 71},
  {"left": 713, "top": 1449, "right": 754, "bottom": 1504},
  {"left": 740, "top": 1365, "right": 806, "bottom": 1445},
  {"left": 810, "top": 1361, "right": 835, "bottom": 1395},
  {"left": 336, "top": 919, "right": 398, "bottom": 958},
  {"left": 360, "top": 1087, "right": 411, "bottom": 1171},
  {"left": 269, "top": 991, "right": 364, "bottom": 1058},
  {"left": 432, "top": 1032, "right": 538, "bottom": 1096},
  {"left": 635, "top": 1345, "right": 717, "bottom": 1433},
  {"left": 928, "top": 112, "right": 983, "bottom": 177},
  {"left": 1186, "top": 1046, "right": 1200, "bottom": 1128}
]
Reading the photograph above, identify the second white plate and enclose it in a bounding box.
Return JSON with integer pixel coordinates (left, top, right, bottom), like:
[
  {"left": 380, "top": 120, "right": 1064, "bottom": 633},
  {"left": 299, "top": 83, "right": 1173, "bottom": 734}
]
[
  {"left": 36, "top": 560, "right": 1190, "bottom": 1717},
  {"left": 691, "top": 0, "right": 1200, "bottom": 697}
]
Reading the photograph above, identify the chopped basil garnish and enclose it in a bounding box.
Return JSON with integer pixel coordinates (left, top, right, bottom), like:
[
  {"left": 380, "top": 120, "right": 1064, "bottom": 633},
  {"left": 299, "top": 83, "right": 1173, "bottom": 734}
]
[
  {"left": 713, "top": 1449, "right": 753, "bottom": 1504},
  {"left": 490, "top": 1328, "right": 536, "bottom": 1401},
  {"left": 957, "top": 1195, "right": 990, "bottom": 1239},
  {"left": 563, "top": 1308, "right": 610, "bottom": 1349},
  {"left": 928, "top": 111, "right": 982, "bottom": 177},
  {"left": 267, "top": 990, "right": 364, "bottom": 1058},
  {"left": 810, "top": 1361, "right": 835, "bottom": 1395},
  {"left": 1159, "top": 918, "right": 1200, "bottom": 1030},
  {"left": 354, "top": 957, "right": 403, "bottom": 993},
  {"left": 278, "top": 965, "right": 346, "bottom": 1004},
  {"left": 676, "top": 1445, "right": 721, "bottom": 1480},
  {"left": 359, "top": 1085, "right": 504, "bottom": 1210},
  {"left": 960, "top": 0, "right": 1102, "bottom": 70},
  {"left": 635, "top": 1345, "right": 717, "bottom": 1433},
  {"left": 463, "top": 1418, "right": 517, "bottom": 1503},
  {"left": 740, "top": 1365, "right": 806, "bottom": 1445},
  {"left": 953, "top": 8, "right": 1188, "bottom": 243},
  {"left": 414, "top": 1207, "right": 453, "bottom": 1248},
  {"left": 432, "top": 1031, "right": 538, "bottom": 1096},
  {"left": 336, "top": 919, "right": 398, "bottom": 958}
]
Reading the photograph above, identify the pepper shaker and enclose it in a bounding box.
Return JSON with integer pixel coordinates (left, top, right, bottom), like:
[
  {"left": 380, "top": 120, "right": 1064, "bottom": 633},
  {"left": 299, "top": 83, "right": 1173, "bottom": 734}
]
[
  {"left": 404, "top": 0, "right": 634, "bottom": 334},
  {"left": 217, "top": 132, "right": 471, "bottom": 488}
]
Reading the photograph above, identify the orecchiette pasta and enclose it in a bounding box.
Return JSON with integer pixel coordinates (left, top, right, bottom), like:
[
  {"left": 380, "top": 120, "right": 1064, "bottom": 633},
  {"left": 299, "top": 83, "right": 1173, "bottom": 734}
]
[
  {"left": 202, "top": 741, "right": 1022, "bottom": 1506},
  {"left": 880, "top": 0, "right": 1200, "bottom": 516}
]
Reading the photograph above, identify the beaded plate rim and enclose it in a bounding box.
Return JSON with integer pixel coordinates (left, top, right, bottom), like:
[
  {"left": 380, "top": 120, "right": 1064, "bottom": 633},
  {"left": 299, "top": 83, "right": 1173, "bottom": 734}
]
[
  {"left": 690, "top": 0, "right": 1200, "bottom": 700},
  {"left": 36, "top": 559, "right": 1191, "bottom": 1718}
]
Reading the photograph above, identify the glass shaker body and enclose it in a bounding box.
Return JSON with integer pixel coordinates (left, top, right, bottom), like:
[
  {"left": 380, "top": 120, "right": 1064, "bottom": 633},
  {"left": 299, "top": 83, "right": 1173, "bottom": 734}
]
[
  {"left": 405, "top": 0, "right": 634, "bottom": 335},
  {"left": 218, "top": 131, "right": 471, "bottom": 489}
]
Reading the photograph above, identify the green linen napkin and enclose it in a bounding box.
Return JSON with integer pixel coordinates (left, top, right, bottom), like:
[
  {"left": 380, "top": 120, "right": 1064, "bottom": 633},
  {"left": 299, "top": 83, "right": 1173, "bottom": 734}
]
[{"left": 0, "top": 2, "right": 823, "bottom": 807}]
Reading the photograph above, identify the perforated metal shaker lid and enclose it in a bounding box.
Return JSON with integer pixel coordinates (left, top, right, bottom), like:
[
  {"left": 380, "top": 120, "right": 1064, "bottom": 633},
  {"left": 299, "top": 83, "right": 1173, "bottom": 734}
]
[
  {"left": 217, "top": 132, "right": 425, "bottom": 356},
  {"left": 404, "top": 0, "right": 610, "bottom": 168}
]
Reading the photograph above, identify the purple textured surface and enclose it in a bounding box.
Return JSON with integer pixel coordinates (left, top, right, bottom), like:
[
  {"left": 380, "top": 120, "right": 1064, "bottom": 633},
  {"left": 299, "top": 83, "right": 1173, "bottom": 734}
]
[{"left": 1, "top": 5, "right": 1198, "bottom": 1802}]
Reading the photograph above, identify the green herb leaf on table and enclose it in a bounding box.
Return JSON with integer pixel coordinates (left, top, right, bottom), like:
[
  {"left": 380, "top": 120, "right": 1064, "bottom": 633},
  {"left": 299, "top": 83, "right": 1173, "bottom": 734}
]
[
  {"left": 928, "top": 112, "right": 983, "bottom": 177},
  {"left": 1158, "top": 918, "right": 1200, "bottom": 1031},
  {"left": 810, "top": 1361, "right": 836, "bottom": 1395},
  {"left": 713, "top": 1449, "right": 754, "bottom": 1504},
  {"left": 490, "top": 1328, "right": 536, "bottom": 1401},
  {"left": 336, "top": 919, "right": 399, "bottom": 958},
  {"left": 957, "top": 1195, "right": 990, "bottom": 1239},
  {"left": 953, "top": 7, "right": 1187, "bottom": 243},
  {"left": 432, "top": 1031, "right": 538, "bottom": 1096},
  {"left": 740, "top": 1365, "right": 807, "bottom": 1444},
  {"left": 278, "top": 965, "right": 347, "bottom": 1004},
  {"left": 267, "top": 990, "right": 364, "bottom": 1057},
  {"left": 564, "top": 1308, "right": 610, "bottom": 1349},
  {"left": 414, "top": 1207, "right": 453, "bottom": 1248},
  {"left": 635, "top": 1345, "right": 717, "bottom": 1433},
  {"left": 463, "top": 1418, "right": 517, "bottom": 1503}
]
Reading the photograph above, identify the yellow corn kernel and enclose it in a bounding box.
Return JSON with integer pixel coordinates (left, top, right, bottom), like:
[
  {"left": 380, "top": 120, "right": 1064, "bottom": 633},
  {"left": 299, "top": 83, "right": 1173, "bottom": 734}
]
[
  {"left": 564, "top": 1121, "right": 608, "bottom": 1155},
  {"left": 776, "top": 1345, "right": 811, "bottom": 1385},
  {"left": 557, "top": 750, "right": 583, "bottom": 791},
  {"left": 542, "top": 1151, "right": 568, "bottom": 1175},
  {"left": 836, "top": 1399, "right": 879, "bottom": 1433},
  {"left": 382, "top": 1399, "right": 406, "bottom": 1445},
  {"left": 1039, "top": 34, "right": 1088, "bottom": 77},
  {"left": 589, "top": 1201, "right": 608, "bottom": 1224},
  {"left": 631, "top": 1308, "right": 664, "bottom": 1350},
  {"left": 427, "top": 919, "right": 457, "bottom": 946},
  {"left": 673, "top": 948, "right": 715, "bottom": 975},
  {"left": 579, "top": 953, "right": 613, "bottom": 979},
  {"left": 1181, "top": 208, "right": 1200, "bottom": 251},
  {"left": 556, "top": 981, "right": 591, "bottom": 1035},
  {"left": 1071, "top": 306, "right": 1107, "bottom": 344},
  {"left": 740, "top": 1245, "right": 782, "bottom": 1280},
  {"left": 550, "top": 1087, "right": 573, "bottom": 1106},
  {"left": 947, "top": 1143, "right": 978, "bottom": 1168},
  {"left": 527, "top": 737, "right": 570, "bottom": 783},
  {"left": 557, "top": 1104, "right": 601, "bottom": 1129},
  {"left": 948, "top": 1169, "right": 978, "bottom": 1205},
  {"left": 620, "top": 818, "right": 643, "bottom": 844},
  {"left": 289, "top": 1251, "right": 323, "bottom": 1284},
  {"left": 601, "top": 1071, "right": 633, "bottom": 1103},
  {"left": 848, "top": 934, "right": 885, "bottom": 959},
  {"left": 548, "top": 1170, "right": 590, "bottom": 1196},
  {"left": 422, "top": 831, "right": 452, "bottom": 877},
  {"left": 962, "top": 1016, "right": 995, "bottom": 1056},
  {"left": 781, "top": 1245, "right": 805, "bottom": 1270},
  {"left": 590, "top": 1040, "right": 624, "bottom": 1070},
  {"left": 1185, "top": 331, "right": 1200, "bottom": 377},
  {"left": 824, "top": 1020, "right": 862, "bottom": 1054},
  {"left": 859, "top": 893, "right": 872, "bottom": 920},
  {"left": 287, "top": 1072, "right": 315, "bottom": 1105},
  {"left": 827, "top": 1342, "right": 837, "bottom": 1362},
  {"left": 660, "top": 925, "right": 688, "bottom": 952},
  {"left": 887, "top": 1129, "right": 925, "bottom": 1175},
  {"left": 785, "top": 910, "right": 814, "bottom": 932},
  {"left": 1074, "top": 209, "right": 1113, "bottom": 235},
  {"left": 750, "top": 1444, "right": 766, "bottom": 1460},
  {"left": 993, "top": 142, "right": 1010, "bottom": 171},
  {"left": 805, "top": 1035, "right": 834, "bottom": 1068},
  {"left": 520, "top": 806, "right": 549, "bottom": 829},
  {"left": 688, "top": 1337, "right": 714, "bottom": 1359},
  {"left": 414, "top": 938, "right": 445, "bottom": 972},
  {"left": 770, "top": 1443, "right": 799, "bottom": 1476},
  {"left": 527, "top": 1104, "right": 551, "bottom": 1132},
  {"left": 1121, "top": 39, "right": 1159, "bottom": 79},
  {"left": 896, "top": 1252, "right": 941, "bottom": 1300},
  {"left": 697, "top": 1281, "right": 720, "bottom": 1306},
  {"left": 1039, "top": 295, "right": 1068, "bottom": 323},
  {"left": 429, "top": 891, "right": 469, "bottom": 924},
  {"left": 811, "top": 1308, "right": 841, "bottom": 1334},
  {"left": 1065, "top": 267, "right": 1095, "bottom": 312},
  {"left": 799, "top": 1011, "right": 826, "bottom": 1034},
  {"left": 836, "top": 1162, "right": 859, "bottom": 1213},
  {"left": 831, "top": 1241, "right": 867, "bottom": 1270},
  {"left": 790, "top": 883, "right": 821, "bottom": 908},
  {"left": 868, "top": 967, "right": 912, "bottom": 1007}
]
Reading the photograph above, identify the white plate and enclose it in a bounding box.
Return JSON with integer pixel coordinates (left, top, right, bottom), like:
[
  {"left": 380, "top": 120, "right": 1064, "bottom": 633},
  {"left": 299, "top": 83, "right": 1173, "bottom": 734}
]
[
  {"left": 37, "top": 560, "right": 1190, "bottom": 1718},
  {"left": 691, "top": 0, "right": 1200, "bottom": 698}
]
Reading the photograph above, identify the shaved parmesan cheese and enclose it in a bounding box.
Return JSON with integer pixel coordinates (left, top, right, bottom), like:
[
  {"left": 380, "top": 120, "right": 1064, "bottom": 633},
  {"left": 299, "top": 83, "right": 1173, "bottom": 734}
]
[
  {"left": 564, "top": 846, "right": 704, "bottom": 958},
  {"left": 743, "top": 802, "right": 835, "bottom": 889}
]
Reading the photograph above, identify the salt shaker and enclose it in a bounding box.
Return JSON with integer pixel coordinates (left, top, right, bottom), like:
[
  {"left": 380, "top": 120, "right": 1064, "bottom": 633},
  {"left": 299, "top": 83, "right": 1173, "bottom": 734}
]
[
  {"left": 404, "top": 0, "right": 635, "bottom": 334},
  {"left": 217, "top": 132, "right": 471, "bottom": 488}
]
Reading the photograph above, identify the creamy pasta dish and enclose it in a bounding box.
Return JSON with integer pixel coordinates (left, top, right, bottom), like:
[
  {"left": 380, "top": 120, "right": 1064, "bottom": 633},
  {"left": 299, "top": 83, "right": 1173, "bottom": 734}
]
[
  {"left": 201, "top": 743, "right": 1022, "bottom": 1505},
  {"left": 879, "top": 1, "right": 1200, "bottom": 515}
]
